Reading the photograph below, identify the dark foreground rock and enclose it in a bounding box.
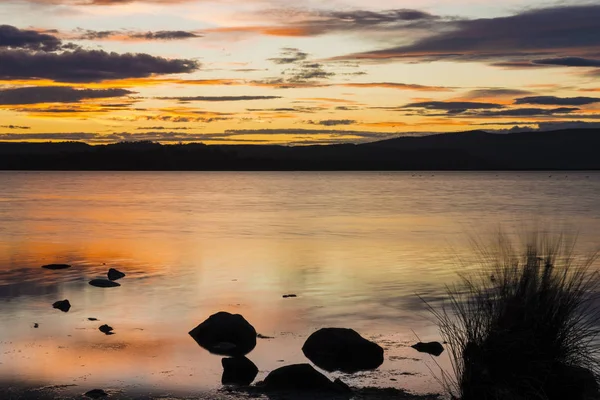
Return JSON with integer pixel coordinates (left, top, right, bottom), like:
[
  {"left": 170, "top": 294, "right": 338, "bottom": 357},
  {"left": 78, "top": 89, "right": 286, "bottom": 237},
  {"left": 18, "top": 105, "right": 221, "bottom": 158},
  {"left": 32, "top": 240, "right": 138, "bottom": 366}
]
[
  {"left": 222, "top": 357, "right": 259, "bottom": 386},
  {"left": 411, "top": 342, "right": 444, "bottom": 357},
  {"left": 260, "top": 364, "right": 350, "bottom": 394},
  {"left": 189, "top": 311, "right": 257, "bottom": 356},
  {"left": 89, "top": 279, "right": 121, "bottom": 288},
  {"left": 302, "top": 328, "right": 384, "bottom": 373},
  {"left": 107, "top": 268, "right": 126, "bottom": 281},
  {"left": 99, "top": 324, "right": 114, "bottom": 335},
  {"left": 84, "top": 389, "right": 108, "bottom": 398},
  {"left": 42, "top": 264, "right": 71, "bottom": 270},
  {"left": 52, "top": 300, "right": 71, "bottom": 312}
]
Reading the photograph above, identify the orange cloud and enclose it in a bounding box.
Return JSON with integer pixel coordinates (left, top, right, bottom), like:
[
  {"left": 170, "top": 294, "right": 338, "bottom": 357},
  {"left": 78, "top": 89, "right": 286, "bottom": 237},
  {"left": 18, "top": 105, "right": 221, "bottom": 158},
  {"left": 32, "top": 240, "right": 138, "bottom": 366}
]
[{"left": 341, "top": 82, "right": 453, "bottom": 91}]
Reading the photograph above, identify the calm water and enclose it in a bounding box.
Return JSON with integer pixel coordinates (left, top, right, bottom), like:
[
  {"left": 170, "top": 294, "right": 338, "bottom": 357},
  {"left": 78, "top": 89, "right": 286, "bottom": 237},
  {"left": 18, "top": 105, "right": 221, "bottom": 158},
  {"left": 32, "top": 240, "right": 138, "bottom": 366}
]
[{"left": 1, "top": 171, "right": 600, "bottom": 397}]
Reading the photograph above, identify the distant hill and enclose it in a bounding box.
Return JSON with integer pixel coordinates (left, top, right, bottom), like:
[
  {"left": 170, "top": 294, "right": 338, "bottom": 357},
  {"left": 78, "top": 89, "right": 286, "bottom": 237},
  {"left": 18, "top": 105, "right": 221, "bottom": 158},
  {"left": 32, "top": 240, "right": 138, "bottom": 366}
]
[{"left": 0, "top": 129, "right": 598, "bottom": 170}]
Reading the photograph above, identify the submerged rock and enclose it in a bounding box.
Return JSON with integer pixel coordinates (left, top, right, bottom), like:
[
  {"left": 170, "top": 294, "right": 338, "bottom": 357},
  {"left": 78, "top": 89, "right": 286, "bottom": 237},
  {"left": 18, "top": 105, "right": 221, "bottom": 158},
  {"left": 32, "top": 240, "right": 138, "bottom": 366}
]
[
  {"left": 261, "top": 364, "right": 350, "bottom": 393},
  {"left": 84, "top": 389, "right": 108, "bottom": 398},
  {"left": 189, "top": 311, "right": 257, "bottom": 356},
  {"left": 222, "top": 357, "right": 259, "bottom": 386},
  {"left": 107, "top": 268, "right": 126, "bottom": 281},
  {"left": 99, "top": 324, "right": 114, "bottom": 335},
  {"left": 302, "top": 328, "right": 384, "bottom": 373},
  {"left": 411, "top": 342, "right": 445, "bottom": 357},
  {"left": 42, "top": 264, "right": 71, "bottom": 270},
  {"left": 52, "top": 300, "right": 71, "bottom": 313},
  {"left": 89, "top": 279, "right": 121, "bottom": 288}
]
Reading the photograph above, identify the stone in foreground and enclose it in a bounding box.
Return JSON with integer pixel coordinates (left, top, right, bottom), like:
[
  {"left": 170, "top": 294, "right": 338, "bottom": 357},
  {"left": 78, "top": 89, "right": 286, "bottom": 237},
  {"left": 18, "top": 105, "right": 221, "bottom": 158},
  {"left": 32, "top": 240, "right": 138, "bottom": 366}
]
[
  {"left": 189, "top": 311, "right": 256, "bottom": 356},
  {"left": 42, "top": 264, "right": 71, "bottom": 270},
  {"left": 222, "top": 356, "right": 259, "bottom": 386},
  {"left": 302, "top": 328, "right": 384, "bottom": 373},
  {"left": 411, "top": 342, "right": 444, "bottom": 357},
  {"left": 99, "top": 324, "right": 114, "bottom": 335},
  {"left": 85, "top": 389, "right": 108, "bottom": 398},
  {"left": 89, "top": 279, "right": 121, "bottom": 288},
  {"left": 261, "top": 364, "right": 350, "bottom": 393},
  {"left": 52, "top": 299, "right": 71, "bottom": 313},
  {"left": 107, "top": 268, "right": 126, "bottom": 281}
]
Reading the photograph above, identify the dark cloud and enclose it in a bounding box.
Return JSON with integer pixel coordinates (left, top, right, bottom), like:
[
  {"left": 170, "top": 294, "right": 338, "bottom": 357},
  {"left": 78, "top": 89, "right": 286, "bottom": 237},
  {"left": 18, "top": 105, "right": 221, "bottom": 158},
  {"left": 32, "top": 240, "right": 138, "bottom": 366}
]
[
  {"left": 0, "top": 86, "right": 133, "bottom": 105},
  {"left": 75, "top": 29, "right": 201, "bottom": 41},
  {"left": 0, "top": 25, "right": 62, "bottom": 51},
  {"left": 465, "top": 88, "right": 533, "bottom": 98},
  {"left": 306, "top": 119, "right": 356, "bottom": 126},
  {"left": 336, "top": 5, "right": 600, "bottom": 65},
  {"left": 268, "top": 48, "right": 308, "bottom": 65},
  {"left": 533, "top": 57, "right": 600, "bottom": 67},
  {"left": 402, "top": 101, "right": 502, "bottom": 111},
  {"left": 0, "top": 125, "right": 31, "bottom": 130},
  {"left": 0, "top": 49, "right": 199, "bottom": 82},
  {"left": 157, "top": 95, "right": 281, "bottom": 102},
  {"left": 473, "top": 107, "right": 580, "bottom": 117},
  {"left": 514, "top": 96, "right": 600, "bottom": 106}
]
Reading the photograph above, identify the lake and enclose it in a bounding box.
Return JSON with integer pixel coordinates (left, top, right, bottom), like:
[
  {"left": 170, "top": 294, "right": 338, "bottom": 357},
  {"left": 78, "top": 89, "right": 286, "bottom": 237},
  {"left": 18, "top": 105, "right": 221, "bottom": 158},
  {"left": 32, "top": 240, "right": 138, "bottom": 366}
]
[{"left": 1, "top": 171, "right": 600, "bottom": 398}]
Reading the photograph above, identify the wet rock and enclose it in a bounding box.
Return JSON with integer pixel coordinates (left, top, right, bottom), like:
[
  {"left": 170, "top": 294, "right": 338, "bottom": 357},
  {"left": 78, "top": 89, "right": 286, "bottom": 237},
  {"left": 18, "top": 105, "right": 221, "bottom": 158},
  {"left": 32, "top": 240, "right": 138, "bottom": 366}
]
[
  {"left": 42, "top": 264, "right": 71, "bottom": 270},
  {"left": 189, "top": 311, "right": 257, "bottom": 356},
  {"left": 302, "top": 328, "right": 384, "bottom": 373},
  {"left": 282, "top": 294, "right": 297, "bottom": 298},
  {"left": 88, "top": 318, "right": 98, "bottom": 321},
  {"left": 107, "top": 268, "right": 126, "bottom": 281},
  {"left": 85, "top": 389, "right": 108, "bottom": 398},
  {"left": 33, "top": 323, "right": 39, "bottom": 328},
  {"left": 222, "top": 357, "right": 259, "bottom": 386},
  {"left": 261, "top": 364, "right": 346, "bottom": 393},
  {"left": 411, "top": 341, "right": 445, "bottom": 357},
  {"left": 257, "top": 333, "right": 274, "bottom": 339},
  {"left": 52, "top": 300, "right": 71, "bottom": 313},
  {"left": 99, "top": 324, "right": 114, "bottom": 335},
  {"left": 89, "top": 279, "right": 121, "bottom": 288}
]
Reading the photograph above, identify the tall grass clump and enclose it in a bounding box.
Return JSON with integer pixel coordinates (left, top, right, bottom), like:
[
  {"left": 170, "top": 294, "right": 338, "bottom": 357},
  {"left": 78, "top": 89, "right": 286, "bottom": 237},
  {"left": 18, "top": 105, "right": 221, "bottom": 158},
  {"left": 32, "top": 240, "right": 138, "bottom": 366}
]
[{"left": 429, "top": 231, "right": 600, "bottom": 400}]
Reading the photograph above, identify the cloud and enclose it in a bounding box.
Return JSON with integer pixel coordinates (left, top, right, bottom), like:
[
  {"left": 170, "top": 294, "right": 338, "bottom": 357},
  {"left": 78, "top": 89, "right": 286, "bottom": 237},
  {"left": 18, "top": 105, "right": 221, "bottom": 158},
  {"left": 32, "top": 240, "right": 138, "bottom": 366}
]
[
  {"left": 0, "top": 49, "right": 199, "bottom": 82},
  {"left": 268, "top": 48, "right": 308, "bottom": 65},
  {"left": 533, "top": 57, "right": 600, "bottom": 67},
  {"left": 74, "top": 29, "right": 201, "bottom": 41},
  {"left": 156, "top": 95, "right": 281, "bottom": 102},
  {"left": 402, "top": 101, "right": 502, "bottom": 111},
  {"left": 514, "top": 96, "right": 600, "bottom": 106},
  {"left": 464, "top": 88, "right": 533, "bottom": 98},
  {"left": 0, "top": 86, "right": 133, "bottom": 105},
  {"left": 473, "top": 107, "right": 580, "bottom": 117},
  {"left": 342, "top": 82, "right": 453, "bottom": 91},
  {"left": 306, "top": 119, "right": 356, "bottom": 126},
  {"left": 0, "top": 25, "right": 62, "bottom": 51}
]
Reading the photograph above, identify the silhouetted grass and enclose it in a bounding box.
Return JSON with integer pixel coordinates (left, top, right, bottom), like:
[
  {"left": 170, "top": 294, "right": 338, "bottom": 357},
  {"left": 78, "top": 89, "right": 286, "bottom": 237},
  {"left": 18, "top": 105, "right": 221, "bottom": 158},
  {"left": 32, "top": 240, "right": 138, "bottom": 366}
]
[{"left": 427, "top": 231, "right": 600, "bottom": 400}]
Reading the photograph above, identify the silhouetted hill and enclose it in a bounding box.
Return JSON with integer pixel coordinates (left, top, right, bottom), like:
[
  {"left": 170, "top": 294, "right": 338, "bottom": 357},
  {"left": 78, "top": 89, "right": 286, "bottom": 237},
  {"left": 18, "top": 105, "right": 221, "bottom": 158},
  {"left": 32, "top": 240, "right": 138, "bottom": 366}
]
[{"left": 0, "top": 129, "right": 598, "bottom": 170}]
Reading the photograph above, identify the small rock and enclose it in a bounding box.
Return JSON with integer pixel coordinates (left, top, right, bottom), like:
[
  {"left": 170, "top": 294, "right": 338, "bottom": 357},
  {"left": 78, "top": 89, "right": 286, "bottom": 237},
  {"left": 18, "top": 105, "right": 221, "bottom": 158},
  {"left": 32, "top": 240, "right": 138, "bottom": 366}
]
[
  {"left": 282, "top": 294, "right": 297, "bottom": 298},
  {"left": 411, "top": 342, "right": 444, "bottom": 357},
  {"left": 107, "top": 268, "right": 126, "bottom": 281},
  {"left": 85, "top": 389, "right": 108, "bottom": 398},
  {"left": 222, "top": 357, "right": 259, "bottom": 386},
  {"left": 99, "top": 325, "right": 114, "bottom": 335},
  {"left": 34, "top": 323, "right": 39, "bottom": 328},
  {"left": 189, "top": 311, "right": 257, "bottom": 356},
  {"left": 42, "top": 264, "right": 71, "bottom": 270},
  {"left": 257, "top": 334, "right": 274, "bottom": 339},
  {"left": 89, "top": 279, "right": 121, "bottom": 288},
  {"left": 88, "top": 318, "right": 98, "bottom": 321},
  {"left": 53, "top": 300, "right": 71, "bottom": 313}
]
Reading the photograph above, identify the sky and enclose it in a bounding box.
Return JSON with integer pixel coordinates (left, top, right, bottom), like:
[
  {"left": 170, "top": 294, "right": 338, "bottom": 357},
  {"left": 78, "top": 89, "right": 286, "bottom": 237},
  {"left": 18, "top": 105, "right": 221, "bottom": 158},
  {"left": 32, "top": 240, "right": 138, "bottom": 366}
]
[{"left": 0, "top": 0, "right": 599, "bottom": 145}]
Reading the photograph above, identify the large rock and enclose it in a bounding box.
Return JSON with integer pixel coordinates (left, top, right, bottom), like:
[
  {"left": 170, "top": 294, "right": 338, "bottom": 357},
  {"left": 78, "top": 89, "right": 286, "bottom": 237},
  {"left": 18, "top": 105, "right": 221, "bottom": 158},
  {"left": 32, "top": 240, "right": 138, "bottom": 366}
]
[
  {"left": 189, "top": 312, "right": 257, "bottom": 356},
  {"left": 107, "top": 268, "right": 126, "bottom": 281},
  {"left": 411, "top": 342, "right": 444, "bottom": 357},
  {"left": 301, "top": 328, "right": 384, "bottom": 373},
  {"left": 89, "top": 279, "right": 121, "bottom": 288},
  {"left": 42, "top": 264, "right": 71, "bottom": 270},
  {"left": 222, "top": 357, "right": 259, "bottom": 386},
  {"left": 262, "top": 364, "right": 349, "bottom": 393},
  {"left": 52, "top": 299, "right": 71, "bottom": 312}
]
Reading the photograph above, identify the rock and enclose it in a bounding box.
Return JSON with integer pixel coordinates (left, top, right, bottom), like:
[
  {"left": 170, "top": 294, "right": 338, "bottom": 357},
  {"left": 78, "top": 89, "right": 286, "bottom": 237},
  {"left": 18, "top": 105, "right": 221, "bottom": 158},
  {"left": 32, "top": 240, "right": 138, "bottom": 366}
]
[
  {"left": 301, "top": 328, "right": 384, "bottom": 373},
  {"left": 89, "top": 279, "right": 121, "bottom": 288},
  {"left": 107, "top": 268, "right": 126, "bottom": 281},
  {"left": 88, "top": 318, "right": 98, "bottom": 321},
  {"left": 33, "top": 323, "right": 39, "bottom": 328},
  {"left": 52, "top": 300, "right": 71, "bottom": 312},
  {"left": 189, "top": 311, "right": 257, "bottom": 356},
  {"left": 222, "top": 357, "right": 259, "bottom": 386},
  {"left": 282, "top": 294, "right": 297, "bottom": 298},
  {"left": 84, "top": 389, "right": 108, "bottom": 398},
  {"left": 42, "top": 264, "right": 71, "bottom": 270},
  {"left": 545, "top": 363, "right": 600, "bottom": 400},
  {"left": 261, "top": 364, "right": 345, "bottom": 393},
  {"left": 333, "top": 378, "right": 352, "bottom": 393},
  {"left": 257, "top": 333, "right": 274, "bottom": 339},
  {"left": 411, "top": 342, "right": 445, "bottom": 357},
  {"left": 99, "top": 324, "right": 114, "bottom": 335}
]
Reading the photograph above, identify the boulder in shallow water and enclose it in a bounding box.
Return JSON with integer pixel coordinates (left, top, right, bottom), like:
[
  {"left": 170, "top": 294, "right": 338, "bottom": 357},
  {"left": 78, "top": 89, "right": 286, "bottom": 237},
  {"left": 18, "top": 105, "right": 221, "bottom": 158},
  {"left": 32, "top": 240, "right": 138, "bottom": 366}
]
[
  {"left": 222, "top": 357, "right": 259, "bottom": 386},
  {"left": 89, "top": 279, "right": 121, "bottom": 288},
  {"left": 42, "top": 264, "right": 71, "bottom": 270},
  {"left": 302, "top": 328, "right": 384, "bottom": 373},
  {"left": 99, "top": 324, "right": 114, "bottom": 335},
  {"left": 411, "top": 342, "right": 444, "bottom": 357},
  {"left": 261, "top": 364, "right": 349, "bottom": 393},
  {"left": 52, "top": 299, "right": 71, "bottom": 313},
  {"left": 107, "top": 268, "right": 126, "bottom": 281},
  {"left": 84, "top": 389, "right": 108, "bottom": 398},
  {"left": 189, "top": 311, "right": 257, "bottom": 356}
]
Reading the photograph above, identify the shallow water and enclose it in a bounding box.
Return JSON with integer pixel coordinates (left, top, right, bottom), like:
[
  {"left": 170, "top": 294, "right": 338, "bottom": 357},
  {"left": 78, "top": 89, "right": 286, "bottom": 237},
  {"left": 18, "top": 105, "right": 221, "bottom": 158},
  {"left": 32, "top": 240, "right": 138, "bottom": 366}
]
[{"left": 1, "top": 171, "right": 600, "bottom": 397}]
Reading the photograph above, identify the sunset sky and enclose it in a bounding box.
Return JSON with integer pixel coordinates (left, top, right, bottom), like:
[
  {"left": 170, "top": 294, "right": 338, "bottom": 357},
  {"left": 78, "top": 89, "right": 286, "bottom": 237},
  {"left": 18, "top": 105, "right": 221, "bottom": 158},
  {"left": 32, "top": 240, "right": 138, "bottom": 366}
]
[{"left": 0, "top": 0, "right": 599, "bottom": 144}]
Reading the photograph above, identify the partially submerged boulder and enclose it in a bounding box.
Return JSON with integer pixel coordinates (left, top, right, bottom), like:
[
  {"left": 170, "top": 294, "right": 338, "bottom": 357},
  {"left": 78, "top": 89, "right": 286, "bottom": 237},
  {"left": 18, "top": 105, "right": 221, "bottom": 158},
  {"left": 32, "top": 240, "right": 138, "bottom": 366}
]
[
  {"left": 189, "top": 311, "right": 257, "bottom": 356},
  {"left": 261, "top": 364, "right": 350, "bottom": 393},
  {"left": 84, "top": 389, "right": 108, "bottom": 398},
  {"left": 99, "top": 324, "right": 114, "bottom": 335},
  {"left": 222, "top": 357, "right": 259, "bottom": 386},
  {"left": 302, "top": 328, "right": 384, "bottom": 373},
  {"left": 42, "top": 264, "right": 71, "bottom": 270},
  {"left": 89, "top": 279, "right": 121, "bottom": 288},
  {"left": 107, "top": 268, "right": 126, "bottom": 281},
  {"left": 52, "top": 299, "right": 71, "bottom": 313},
  {"left": 411, "top": 342, "right": 444, "bottom": 357}
]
